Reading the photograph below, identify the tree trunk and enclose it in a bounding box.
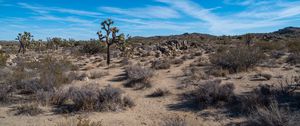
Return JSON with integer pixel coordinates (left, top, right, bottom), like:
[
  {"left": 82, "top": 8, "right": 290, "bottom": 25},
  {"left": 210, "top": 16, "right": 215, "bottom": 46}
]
[{"left": 107, "top": 45, "right": 110, "bottom": 66}]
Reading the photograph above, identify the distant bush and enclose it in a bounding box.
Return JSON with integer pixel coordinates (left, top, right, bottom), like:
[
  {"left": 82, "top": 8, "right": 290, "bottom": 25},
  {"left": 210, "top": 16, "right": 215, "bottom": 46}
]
[
  {"left": 151, "top": 59, "right": 171, "bottom": 70},
  {"left": 210, "top": 47, "right": 264, "bottom": 73},
  {"left": 124, "top": 65, "right": 154, "bottom": 89},
  {"left": 51, "top": 85, "right": 134, "bottom": 113},
  {"left": 11, "top": 104, "right": 43, "bottom": 116}
]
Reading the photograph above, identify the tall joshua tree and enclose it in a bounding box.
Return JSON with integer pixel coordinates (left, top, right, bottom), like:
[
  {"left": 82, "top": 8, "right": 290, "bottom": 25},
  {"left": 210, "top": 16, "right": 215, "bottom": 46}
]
[
  {"left": 97, "top": 19, "right": 124, "bottom": 66},
  {"left": 16, "top": 32, "right": 33, "bottom": 54}
]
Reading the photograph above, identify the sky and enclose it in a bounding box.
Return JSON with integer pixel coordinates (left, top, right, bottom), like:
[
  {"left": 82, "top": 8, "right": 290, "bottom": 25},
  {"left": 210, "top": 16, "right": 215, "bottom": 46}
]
[{"left": 0, "top": 0, "right": 300, "bottom": 40}]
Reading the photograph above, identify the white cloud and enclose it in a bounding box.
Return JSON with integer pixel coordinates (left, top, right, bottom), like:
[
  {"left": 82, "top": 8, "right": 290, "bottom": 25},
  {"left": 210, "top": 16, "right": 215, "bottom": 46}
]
[
  {"left": 100, "top": 6, "right": 180, "bottom": 19},
  {"left": 18, "top": 3, "right": 102, "bottom": 17}
]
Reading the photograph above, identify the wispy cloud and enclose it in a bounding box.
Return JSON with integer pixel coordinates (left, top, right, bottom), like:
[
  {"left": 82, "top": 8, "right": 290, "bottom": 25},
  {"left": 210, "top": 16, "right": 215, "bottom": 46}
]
[
  {"left": 156, "top": 0, "right": 299, "bottom": 34},
  {"left": 18, "top": 3, "right": 102, "bottom": 17},
  {"left": 100, "top": 6, "right": 180, "bottom": 19}
]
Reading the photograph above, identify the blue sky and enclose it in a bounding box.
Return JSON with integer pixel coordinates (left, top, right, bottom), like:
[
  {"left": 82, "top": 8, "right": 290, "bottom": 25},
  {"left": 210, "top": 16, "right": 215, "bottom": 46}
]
[{"left": 0, "top": 0, "right": 300, "bottom": 40}]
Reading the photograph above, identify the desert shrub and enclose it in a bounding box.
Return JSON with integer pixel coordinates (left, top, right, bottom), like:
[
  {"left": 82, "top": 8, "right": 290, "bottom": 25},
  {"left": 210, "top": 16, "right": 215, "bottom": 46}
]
[
  {"left": 162, "top": 116, "right": 187, "bottom": 126},
  {"left": 38, "top": 56, "right": 74, "bottom": 91},
  {"left": 11, "top": 104, "right": 43, "bottom": 116},
  {"left": 182, "top": 67, "right": 209, "bottom": 87},
  {"left": 124, "top": 65, "right": 154, "bottom": 89},
  {"left": 286, "top": 53, "right": 300, "bottom": 65},
  {"left": 151, "top": 59, "right": 171, "bottom": 70},
  {"left": 56, "top": 117, "right": 103, "bottom": 126},
  {"left": 246, "top": 102, "right": 298, "bottom": 126},
  {"left": 52, "top": 85, "right": 134, "bottom": 113},
  {"left": 235, "top": 84, "right": 275, "bottom": 114},
  {"left": 210, "top": 47, "right": 264, "bottom": 73},
  {"left": 80, "top": 41, "right": 105, "bottom": 54},
  {"left": 0, "top": 84, "right": 13, "bottom": 104},
  {"left": 185, "top": 80, "right": 235, "bottom": 109},
  {"left": 148, "top": 88, "right": 170, "bottom": 97},
  {"left": 0, "top": 51, "right": 8, "bottom": 66}
]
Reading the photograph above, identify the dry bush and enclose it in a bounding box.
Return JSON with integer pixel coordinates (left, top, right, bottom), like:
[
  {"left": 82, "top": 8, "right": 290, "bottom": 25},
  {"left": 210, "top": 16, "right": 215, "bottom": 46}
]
[
  {"left": 181, "top": 67, "right": 210, "bottom": 88},
  {"left": 210, "top": 47, "right": 264, "bottom": 73},
  {"left": 161, "top": 116, "right": 187, "bottom": 126},
  {"left": 246, "top": 102, "right": 298, "bottom": 126},
  {"left": 148, "top": 88, "right": 170, "bottom": 97},
  {"left": 184, "top": 80, "right": 235, "bottom": 109},
  {"left": 38, "top": 56, "right": 74, "bottom": 91},
  {"left": 124, "top": 65, "right": 154, "bottom": 89},
  {"left": 51, "top": 85, "right": 134, "bottom": 113},
  {"left": 11, "top": 104, "right": 43, "bottom": 116},
  {"left": 0, "top": 84, "right": 13, "bottom": 104},
  {"left": 151, "top": 59, "right": 171, "bottom": 70},
  {"left": 56, "top": 117, "right": 103, "bottom": 126},
  {"left": 286, "top": 53, "right": 300, "bottom": 65},
  {"left": 0, "top": 51, "right": 8, "bottom": 66}
]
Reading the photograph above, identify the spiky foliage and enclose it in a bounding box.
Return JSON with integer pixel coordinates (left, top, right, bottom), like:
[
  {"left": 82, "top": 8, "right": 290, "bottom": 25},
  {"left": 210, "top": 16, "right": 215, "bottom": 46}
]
[
  {"left": 97, "top": 19, "right": 125, "bottom": 66},
  {"left": 16, "top": 31, "right": 33, "bottom": 54}
]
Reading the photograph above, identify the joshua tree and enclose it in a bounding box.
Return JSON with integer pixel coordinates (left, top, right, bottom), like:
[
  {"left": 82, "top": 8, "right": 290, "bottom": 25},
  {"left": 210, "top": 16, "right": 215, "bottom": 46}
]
[
  {"left": 16, "top": 32, "right": 33, "bottom": 54},
  {"left": 97, "top": 19, "right": 125, "bottom": 66}
]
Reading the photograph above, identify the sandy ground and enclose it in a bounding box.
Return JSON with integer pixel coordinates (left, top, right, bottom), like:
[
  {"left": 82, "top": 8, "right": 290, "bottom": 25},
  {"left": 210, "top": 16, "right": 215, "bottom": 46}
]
[{"left": 0, "top": 50, "right": 299, "bottom": 126}]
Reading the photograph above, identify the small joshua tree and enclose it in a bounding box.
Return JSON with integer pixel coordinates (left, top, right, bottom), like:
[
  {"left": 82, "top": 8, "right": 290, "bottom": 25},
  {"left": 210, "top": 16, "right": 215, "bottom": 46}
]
[
  {"left": 16, "top": 32, "right": 33, "bottom": 54},
  {"left": 97, "top": 19, "right": 125, "bottom": 66}
]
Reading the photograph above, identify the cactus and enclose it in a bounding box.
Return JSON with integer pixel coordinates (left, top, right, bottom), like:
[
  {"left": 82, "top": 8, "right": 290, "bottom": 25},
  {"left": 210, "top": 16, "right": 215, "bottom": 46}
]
[
  {"left": 97, "top": 19, "right": 125, "bottom": 66},
  {"left": 16, "top": 32, "right": 33, "bottom": 54}
]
